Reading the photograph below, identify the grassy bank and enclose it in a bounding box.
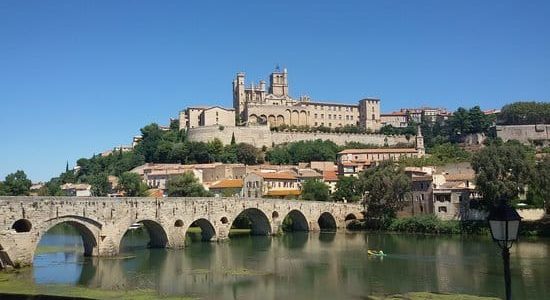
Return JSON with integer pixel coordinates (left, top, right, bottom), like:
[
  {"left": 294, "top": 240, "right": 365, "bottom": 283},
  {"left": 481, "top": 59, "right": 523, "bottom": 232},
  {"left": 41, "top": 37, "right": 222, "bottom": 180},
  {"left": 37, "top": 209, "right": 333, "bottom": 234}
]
[
  {"left": 348, "top": 214, "right": 550, "bottom": 237},
  {"left": 0, "top": 271, "right": 194, "bottom": 300},
  {"left": 369, "top": 292, "right": 500, "bottom": 300}
]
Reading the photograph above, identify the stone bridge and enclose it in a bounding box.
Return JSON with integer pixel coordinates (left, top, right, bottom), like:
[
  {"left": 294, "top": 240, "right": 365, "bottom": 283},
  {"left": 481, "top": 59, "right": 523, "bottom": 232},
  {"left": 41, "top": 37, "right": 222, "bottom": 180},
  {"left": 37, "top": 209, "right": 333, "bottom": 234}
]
[{"left": 0, "top": 196, "right": 363, "bottom": 268}]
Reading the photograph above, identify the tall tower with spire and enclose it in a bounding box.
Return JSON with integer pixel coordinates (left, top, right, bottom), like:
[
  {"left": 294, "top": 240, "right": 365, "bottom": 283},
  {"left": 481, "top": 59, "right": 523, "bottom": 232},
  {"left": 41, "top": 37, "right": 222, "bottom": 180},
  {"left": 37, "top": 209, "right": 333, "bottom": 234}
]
[{"left": 416, "top": 125, "right": 425, "bottom": 157}]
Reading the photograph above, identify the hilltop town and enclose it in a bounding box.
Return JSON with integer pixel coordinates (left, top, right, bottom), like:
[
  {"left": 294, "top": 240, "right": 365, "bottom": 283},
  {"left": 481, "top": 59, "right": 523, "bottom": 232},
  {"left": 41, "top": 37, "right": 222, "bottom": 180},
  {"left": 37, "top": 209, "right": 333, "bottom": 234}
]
[{"left": 2, "top": 68, "right": 549, "bottom": 225}]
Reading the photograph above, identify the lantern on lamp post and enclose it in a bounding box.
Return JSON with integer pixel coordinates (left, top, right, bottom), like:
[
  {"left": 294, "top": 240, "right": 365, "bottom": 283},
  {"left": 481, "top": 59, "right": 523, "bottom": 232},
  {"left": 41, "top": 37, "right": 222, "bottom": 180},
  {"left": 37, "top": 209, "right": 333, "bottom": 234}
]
[{"left": 488, "top": 202, "right": 521, "bottom": 300}]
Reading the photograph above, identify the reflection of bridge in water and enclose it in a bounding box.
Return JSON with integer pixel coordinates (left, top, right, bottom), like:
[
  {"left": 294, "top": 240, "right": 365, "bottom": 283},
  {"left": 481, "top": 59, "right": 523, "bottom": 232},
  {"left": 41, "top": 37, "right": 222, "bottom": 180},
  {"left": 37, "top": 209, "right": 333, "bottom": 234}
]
[{"left": 0, "top": 196, "right": 362, "bottom": 268}]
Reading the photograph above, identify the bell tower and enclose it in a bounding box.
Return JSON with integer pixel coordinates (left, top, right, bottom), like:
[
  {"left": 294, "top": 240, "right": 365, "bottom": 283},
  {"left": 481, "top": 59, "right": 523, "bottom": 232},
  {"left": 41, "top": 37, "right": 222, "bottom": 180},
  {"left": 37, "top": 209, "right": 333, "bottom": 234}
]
[{"left": 269, "top": 67, "right": 288, "bottom": 97}]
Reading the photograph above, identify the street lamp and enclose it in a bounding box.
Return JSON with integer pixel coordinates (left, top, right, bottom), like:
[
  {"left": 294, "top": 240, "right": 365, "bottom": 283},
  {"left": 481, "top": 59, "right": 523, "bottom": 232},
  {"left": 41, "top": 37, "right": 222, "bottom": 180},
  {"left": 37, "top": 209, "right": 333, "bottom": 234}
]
[{"left": 488, "top": 202, "right": 521, "bottom": 300}]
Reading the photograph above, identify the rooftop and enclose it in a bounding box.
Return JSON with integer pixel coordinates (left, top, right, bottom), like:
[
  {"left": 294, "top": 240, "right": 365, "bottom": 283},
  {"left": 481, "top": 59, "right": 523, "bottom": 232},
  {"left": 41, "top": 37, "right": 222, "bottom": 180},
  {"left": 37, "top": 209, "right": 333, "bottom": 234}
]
[
  {"left": 253, "top": 171, "right": 297, "bottom": 180},
  {"left": 209, "top": 179, "right": 244, "bottom": 189}
]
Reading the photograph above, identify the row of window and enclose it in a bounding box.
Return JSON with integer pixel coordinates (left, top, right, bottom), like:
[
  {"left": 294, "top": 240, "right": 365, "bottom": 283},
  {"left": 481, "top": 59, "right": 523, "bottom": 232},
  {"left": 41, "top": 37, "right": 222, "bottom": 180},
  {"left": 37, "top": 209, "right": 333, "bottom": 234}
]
[
  {"left": 313, "top": 113, "right": 355, "bottom": 120},
  {"left": 312, "top": 105, "right": 355, "bottom": 112}
]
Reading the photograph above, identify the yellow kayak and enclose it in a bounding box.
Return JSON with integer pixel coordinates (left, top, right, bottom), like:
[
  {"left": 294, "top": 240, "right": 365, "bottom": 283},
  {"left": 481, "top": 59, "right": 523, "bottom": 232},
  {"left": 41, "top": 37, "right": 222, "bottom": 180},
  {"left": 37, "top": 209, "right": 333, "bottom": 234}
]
[{"left": 367, "top": 250, "right": 387, "bottom": 256}]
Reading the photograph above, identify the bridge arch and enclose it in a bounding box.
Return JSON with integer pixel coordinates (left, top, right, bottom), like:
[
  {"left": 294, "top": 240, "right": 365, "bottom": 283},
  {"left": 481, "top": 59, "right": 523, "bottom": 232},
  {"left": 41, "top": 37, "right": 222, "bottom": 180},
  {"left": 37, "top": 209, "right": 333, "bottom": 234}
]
[
  {"left": 283, "top": 210, "right": 309, "bottom": 231},
  {"left": 345, "top": 213, "right": 358, "bottom": 221},
  {"left": 232, "top": 208, "right": 271, "bottom": 236},
  {"left": 35, "top": 216, "right": 102, "bottom": 257},
  {"left": 12, "top": 219, "right": 32, "bottom": 232},
  {"left": 317, "top": 212, "right": 337, "bottom": 231},
  {"left": 186, "top": 218, "right": 216, "bottom": 242}
]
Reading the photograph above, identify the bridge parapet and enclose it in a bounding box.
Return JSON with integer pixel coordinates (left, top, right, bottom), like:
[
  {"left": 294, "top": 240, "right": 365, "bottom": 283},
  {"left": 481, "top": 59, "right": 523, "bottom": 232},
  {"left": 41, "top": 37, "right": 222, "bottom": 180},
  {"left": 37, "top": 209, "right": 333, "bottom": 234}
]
[{"left": 0, "top": 196, "right": 363, "bottom": 268}]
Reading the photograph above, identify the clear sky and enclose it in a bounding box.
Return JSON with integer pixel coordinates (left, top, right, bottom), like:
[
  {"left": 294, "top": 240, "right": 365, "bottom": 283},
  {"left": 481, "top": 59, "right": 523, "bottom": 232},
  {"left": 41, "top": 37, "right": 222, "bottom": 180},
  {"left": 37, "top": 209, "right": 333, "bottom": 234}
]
[{"left": 1, "top": 0, "right": 549, "bottom": 182}]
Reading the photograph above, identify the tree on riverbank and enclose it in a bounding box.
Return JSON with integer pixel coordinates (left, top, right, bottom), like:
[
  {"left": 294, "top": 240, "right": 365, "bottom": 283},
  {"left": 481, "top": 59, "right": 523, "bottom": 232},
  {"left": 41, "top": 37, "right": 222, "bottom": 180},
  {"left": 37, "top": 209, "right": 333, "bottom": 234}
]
[
  {"left": 471, "top": 140, "right": 535, "bottom": 206},
  {"left": 360, "top": 161, "right": 411, "bottom": 226},
  {"left": 166, "top": 173, "right": 212, "bottom": 197},
  {"left": 331, "top": 176, "right": 361, "bottom": 203},
  {"left": 300, "top": 179, "right": 330, "bottom": 201},
  {"left": 118, "top": 172, "right": 149, "bottom": 197}
]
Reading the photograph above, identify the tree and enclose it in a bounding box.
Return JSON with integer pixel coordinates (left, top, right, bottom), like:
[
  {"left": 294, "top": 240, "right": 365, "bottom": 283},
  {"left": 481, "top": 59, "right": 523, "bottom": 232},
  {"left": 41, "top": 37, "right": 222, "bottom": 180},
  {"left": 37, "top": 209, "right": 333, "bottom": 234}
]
[
  {"left": 89, "top": 173, "right": 110, "bottom": 196},
  {"left": 528, "top": 156, "right": 550, "bottom": 209},
  {"left": 301, "top": 179, "right": 330, "bottom": 201},
  {"left": 206, "top": 139, "right": 224, "bottom": 162},
  {"left": 230, "top": 133, "right": 236, "bottom": 145},
  {"left": 266, "top": 147, "right": 291, "bottom": 164},
  {"left": 0, "top": 181, "right": 6, "bottom": 196},
  {"left": 471, "top": 140, "right": 535, "bottom": 207},
  {"left": 166, "top": 173, "right": 212, "bottom": 197},
  {"left": 135, "top": 123, "right": 163, "bottom": 162},
  {"left": 118, "top": 172, "right": 148, "bottom": 197},
  {"left": 236, "top": 143, "right": 260, "bottom": 165},
  {"left": 332, "top": 176, "right": 361, "bottom": 202},
  {"left": 170, "top": 142, "right": 189, "bottom": 164},
  {"left": 359, "top": 161, "right": 411, "bottom": 225},
  {"left": 3, "top": 170, "right": 32, "bottom": 196},
  {"left": 499, "top": 101, "right": 550, "bottom": 125}
]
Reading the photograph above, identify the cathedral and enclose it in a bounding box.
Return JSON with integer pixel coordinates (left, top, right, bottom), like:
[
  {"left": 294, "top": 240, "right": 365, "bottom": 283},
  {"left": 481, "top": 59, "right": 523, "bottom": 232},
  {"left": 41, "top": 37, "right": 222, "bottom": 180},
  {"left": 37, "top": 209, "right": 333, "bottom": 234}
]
[{"left": 232, "top": 68, "right": 383, "bottom": 131}]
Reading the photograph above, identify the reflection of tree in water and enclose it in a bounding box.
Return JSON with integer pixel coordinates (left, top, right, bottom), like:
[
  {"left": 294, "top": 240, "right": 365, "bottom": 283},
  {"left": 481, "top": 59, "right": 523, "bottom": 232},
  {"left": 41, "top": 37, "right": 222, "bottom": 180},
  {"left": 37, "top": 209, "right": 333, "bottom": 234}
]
[
  {"left": 318, "top": 232, "right": 336, "bottom": 243},
  {"left": 281, "top": 232, "right": 308, "bottom": 249}
]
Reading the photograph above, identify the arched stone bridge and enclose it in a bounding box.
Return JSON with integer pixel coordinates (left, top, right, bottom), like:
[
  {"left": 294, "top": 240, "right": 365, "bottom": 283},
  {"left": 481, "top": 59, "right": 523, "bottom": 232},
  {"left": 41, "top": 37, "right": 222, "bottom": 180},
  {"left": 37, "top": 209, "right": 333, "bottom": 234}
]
[{"left": 0, "top": 196, "right": 363, "bottom": 268}]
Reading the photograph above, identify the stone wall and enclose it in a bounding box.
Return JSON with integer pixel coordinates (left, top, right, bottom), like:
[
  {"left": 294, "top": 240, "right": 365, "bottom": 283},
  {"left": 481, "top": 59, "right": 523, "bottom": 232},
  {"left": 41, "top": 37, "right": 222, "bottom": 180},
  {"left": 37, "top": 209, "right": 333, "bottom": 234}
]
[
  {"left": 187, "top": 125, "right": 412, "bottom": 148},
  {"left": 271, "top": 131, "right": 411, "bottom": 146},
  {"left": 496, "top": 124, "right": 550, "bottom": 145},
  {"left": 0, "top": 196, "right": 363, "bottom": 268}
]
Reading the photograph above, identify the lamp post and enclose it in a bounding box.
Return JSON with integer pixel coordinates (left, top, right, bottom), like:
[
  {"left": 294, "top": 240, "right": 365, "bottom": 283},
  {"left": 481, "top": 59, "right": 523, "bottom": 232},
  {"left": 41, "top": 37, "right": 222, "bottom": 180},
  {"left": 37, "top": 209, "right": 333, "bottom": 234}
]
[{"left": 487, "top": 202, "right": 521, "bottom": 300}]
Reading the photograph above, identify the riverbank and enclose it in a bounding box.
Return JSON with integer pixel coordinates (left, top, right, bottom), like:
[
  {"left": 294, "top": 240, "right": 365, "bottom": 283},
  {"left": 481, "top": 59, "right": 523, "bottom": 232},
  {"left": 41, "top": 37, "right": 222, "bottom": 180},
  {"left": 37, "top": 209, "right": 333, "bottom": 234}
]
[
  {"left": 0, "top": 271, "right": 195, "bottom": 300},
  {"left": 0, "top": 271, "right": 500, "bottom": 300},
  {"left": 348, "top": 214, "right": 550, "bottom": 237}
]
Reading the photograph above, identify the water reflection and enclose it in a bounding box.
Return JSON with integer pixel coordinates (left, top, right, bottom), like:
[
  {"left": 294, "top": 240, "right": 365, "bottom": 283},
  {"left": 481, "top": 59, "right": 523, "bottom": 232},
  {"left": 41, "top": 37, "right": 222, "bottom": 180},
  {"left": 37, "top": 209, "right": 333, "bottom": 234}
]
[{"left": 33, "top": 228, "right": 550, "bottom": 300}]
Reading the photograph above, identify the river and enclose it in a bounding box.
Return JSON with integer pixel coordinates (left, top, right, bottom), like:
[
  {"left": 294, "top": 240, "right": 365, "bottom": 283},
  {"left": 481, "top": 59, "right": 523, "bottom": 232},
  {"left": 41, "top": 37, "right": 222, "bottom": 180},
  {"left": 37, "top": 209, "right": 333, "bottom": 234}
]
[{"left": 17, "top": 224, "right": 550, "bottom": 299}]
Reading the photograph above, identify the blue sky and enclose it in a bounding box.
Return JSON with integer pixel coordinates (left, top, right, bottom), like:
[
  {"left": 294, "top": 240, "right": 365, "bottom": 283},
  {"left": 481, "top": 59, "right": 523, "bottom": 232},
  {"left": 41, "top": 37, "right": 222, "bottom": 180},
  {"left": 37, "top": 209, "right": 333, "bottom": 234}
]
[{"left": 1, "top": 0, "right": 549, "bottom": 182}]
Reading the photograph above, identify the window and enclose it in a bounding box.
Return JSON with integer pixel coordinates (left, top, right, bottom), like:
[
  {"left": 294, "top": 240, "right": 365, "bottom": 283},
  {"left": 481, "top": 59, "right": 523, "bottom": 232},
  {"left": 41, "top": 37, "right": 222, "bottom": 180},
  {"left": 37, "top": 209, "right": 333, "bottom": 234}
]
[
  {"left": 438, "top": 206, "right": 447, "bottom": 213},
  {"left": 315, "top": 122, "right": 318, "bottom": 126},
  {"left": 339, "top": 115, "right": 342, "bottom": 120},
  {"left": 321, "top": 114, "right": 324, "bottom": 118},
  {"left": 329, "top": 115, "right": 332, "bottom": 119},
  {"left": 372, "top": 114, "right": 375, "bottom": 120},
  {"left": 346, "top": 115, "right": 349, "bottom": 120},
  {"left": 329, "top": 123, "right": 332, "bottom": 127}
]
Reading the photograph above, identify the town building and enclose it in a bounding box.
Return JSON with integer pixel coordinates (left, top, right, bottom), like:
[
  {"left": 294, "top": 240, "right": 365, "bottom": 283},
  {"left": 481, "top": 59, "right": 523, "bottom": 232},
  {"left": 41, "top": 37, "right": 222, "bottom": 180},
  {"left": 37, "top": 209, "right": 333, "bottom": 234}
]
[
  {"left": 380, "top": 112, "right": 409, "bottom": 128},
  {"left": 209, "top": 179, "right": 244, "bottom": 197},
  {"left": 233, "top": 68, "right": 382, "bottom": 131},
  {"left": 243, "top": 171, "right": 300, "bottom": 198},
  {"left": 179, "top": 106, "right": 235, "bottom": 129},
  {"left": 131, "top": 163, "right": 247, "bottom": 194},
  {"left": 337, "top": 147, "right": 423, "bottom": 177},
  {"left": 60, "top": 183, "right": 92, "bottom": 197},
  {"left": 322, "top": 170, "right": 339, "bottom": 194}
]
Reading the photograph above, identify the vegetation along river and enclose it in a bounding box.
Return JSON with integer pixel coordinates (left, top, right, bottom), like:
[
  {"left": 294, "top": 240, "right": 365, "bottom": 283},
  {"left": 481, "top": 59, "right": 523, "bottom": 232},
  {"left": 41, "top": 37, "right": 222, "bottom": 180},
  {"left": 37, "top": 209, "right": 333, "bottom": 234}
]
[{"left": 2, "top": 224, "right": 549, "bottom": 299}]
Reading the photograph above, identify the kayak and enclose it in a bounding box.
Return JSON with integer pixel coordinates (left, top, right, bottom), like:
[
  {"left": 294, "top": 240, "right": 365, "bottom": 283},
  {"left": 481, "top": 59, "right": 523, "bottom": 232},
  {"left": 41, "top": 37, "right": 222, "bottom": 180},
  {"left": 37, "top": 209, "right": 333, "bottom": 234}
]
[{"left": 367, "top": 250, "right": 387, "bottom": 256}]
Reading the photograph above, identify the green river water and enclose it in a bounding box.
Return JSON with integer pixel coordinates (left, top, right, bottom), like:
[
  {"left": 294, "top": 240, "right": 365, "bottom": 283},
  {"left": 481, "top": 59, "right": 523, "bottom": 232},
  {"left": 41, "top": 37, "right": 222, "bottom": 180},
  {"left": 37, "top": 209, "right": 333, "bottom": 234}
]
[{"left": 4, "top": 224, "right": 550, "bottom": 299}]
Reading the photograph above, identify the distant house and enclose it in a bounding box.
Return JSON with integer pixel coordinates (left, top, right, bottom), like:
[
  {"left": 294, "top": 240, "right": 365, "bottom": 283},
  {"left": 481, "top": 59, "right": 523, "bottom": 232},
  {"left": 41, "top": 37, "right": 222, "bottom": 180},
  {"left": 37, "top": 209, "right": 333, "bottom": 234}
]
[
  {"left": 380, "top": 112, "right": 409, "bottom": 128},
  {"left": 29, "top": 183, "right": 44, "bottom": 196},
  {"left": 209, "top": 179, "right": 244, "bottom": 197},
  {"left": 243, "top": 171, "right": 300, "bottom": 198},
  {"left": 337, "top": 148, "right": 421, "bottom": 176},
  {"left": 322, "top": 170, "right": 339, "bottom": 194},
  {"left": 60, "top": 183, "right": 91, "bottom": 197},
  {"left": 295, "top": 168, "right": 323, "bottom": 185}
]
